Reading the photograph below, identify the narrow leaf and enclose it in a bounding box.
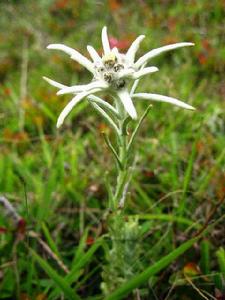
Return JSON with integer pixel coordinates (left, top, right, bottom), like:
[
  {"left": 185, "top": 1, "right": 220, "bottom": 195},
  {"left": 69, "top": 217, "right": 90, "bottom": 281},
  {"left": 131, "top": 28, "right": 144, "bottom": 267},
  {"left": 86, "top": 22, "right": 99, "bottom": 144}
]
[
  {"left": 127, "top": 105, "right": 152, "bottom": 152},
  {"left": 102, "top": 132, "right": 123, "bottom": 170},
  {"left": 136, "top": 214, "right": 201, "bottom": 229},
  {"left": 29, "top": 248, "right": 80, "bottom": 300},
  {"left": 72, "top": 227, "right": 89, "bottom": 266},
  {"left": 42, "top": 222, "right": 60, "bottom": 257},
  {"left": 105, "top": 237, "right": 198, "bottom": 300},
  {"left": 216, "top": 247, "right": 225, "bottom": 278},
  {"left": 49, "top": 239, "right": 103, "bottom": 300},
  {"left": 200, "top": 239, "right": 210, "bottom": 274},
  {"left": 88, "top": 101, "right": 120, "bottom": 135}
]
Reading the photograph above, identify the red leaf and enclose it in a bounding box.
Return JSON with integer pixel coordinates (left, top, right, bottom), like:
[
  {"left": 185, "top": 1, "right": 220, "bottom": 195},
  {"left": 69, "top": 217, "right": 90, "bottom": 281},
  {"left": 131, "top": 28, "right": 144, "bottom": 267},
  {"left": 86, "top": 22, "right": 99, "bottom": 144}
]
[
  {"left": 143, "top": 170, "right": 155, "bottom": 178},
  {"left": 183, "top": 262, "right": 201, "bottom": 277},
  {"left": 202, "top": 39, "right": 211, "bottom": 52},
  {"left": 0, "top": 227, "right": 7, "bottom": 234},
  {"left": 53, "top": 0, "right": 69, "bottom": 10},
  {"left": 108, "top": 0, "right": 122, "bottom": 11},
  {"left": 3, "top": 87, "right": 11, "bottom": 96},
  {"left": 17, "top": 218, "right": 26, "bottom": 240},
  {"left": 198, "top": 52, "right": 208, "bottom": 65},
  {"left": 86, "top": 236, "right": 95, "bottom": 245}
]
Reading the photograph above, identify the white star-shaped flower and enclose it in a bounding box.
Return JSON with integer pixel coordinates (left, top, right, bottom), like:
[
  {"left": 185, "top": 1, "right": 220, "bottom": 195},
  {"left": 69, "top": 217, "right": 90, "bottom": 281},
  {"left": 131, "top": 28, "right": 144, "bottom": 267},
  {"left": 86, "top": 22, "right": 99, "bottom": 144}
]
[{"left": 44, "top": 26, "right": 195, "bottom": 128}]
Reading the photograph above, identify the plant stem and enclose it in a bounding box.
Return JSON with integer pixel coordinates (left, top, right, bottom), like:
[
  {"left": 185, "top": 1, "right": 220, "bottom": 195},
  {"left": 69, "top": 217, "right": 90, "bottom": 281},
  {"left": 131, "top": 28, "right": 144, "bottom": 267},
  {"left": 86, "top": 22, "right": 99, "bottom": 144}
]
[
  {"left": 112, "top": 119, "right": 129, "bottom": 210},
  {"left": 102, "top": 97, "right": 143, "bottom": 296}
]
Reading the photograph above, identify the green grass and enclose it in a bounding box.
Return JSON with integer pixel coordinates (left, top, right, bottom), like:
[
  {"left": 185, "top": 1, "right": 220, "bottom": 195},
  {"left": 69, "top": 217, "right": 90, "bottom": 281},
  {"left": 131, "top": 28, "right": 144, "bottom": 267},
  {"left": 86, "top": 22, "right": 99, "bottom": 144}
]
[{"left": 0, "top": 1, "right": 224, "bottom": 299}]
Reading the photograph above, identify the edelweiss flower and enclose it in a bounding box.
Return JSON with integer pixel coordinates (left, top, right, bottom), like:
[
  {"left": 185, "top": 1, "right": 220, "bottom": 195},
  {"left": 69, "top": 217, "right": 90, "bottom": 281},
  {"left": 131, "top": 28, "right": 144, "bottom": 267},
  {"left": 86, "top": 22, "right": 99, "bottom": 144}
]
[{"left": 44, "top": 26, "right": 195, "bottom": 128}]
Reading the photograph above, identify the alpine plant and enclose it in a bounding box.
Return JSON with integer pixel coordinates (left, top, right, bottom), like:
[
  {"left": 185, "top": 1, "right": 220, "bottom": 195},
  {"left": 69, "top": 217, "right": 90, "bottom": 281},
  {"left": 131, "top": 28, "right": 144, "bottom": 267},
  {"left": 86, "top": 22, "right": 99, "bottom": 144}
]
[{"left": 44, "top": 26, "right": 195, "bottom": 128}]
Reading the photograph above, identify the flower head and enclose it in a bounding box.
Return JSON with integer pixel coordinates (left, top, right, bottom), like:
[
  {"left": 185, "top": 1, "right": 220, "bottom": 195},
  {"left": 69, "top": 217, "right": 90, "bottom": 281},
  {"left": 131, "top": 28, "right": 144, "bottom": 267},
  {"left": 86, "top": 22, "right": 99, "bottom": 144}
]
[{"left": 44, "top": 26, "right": 195, "bottom": 128}]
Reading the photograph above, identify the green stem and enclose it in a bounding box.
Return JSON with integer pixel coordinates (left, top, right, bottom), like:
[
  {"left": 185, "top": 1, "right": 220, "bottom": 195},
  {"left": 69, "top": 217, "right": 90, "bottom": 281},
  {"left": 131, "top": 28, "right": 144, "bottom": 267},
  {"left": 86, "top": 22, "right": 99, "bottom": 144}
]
[
  {"left": 110, "top": 103, "right": 152, "bottom": 210},
  {"left": 112, "top": 121, "right": 129, "bottom": 210},
  {"left": 102, "top": 97, "right": 141, "bottom": 296}
]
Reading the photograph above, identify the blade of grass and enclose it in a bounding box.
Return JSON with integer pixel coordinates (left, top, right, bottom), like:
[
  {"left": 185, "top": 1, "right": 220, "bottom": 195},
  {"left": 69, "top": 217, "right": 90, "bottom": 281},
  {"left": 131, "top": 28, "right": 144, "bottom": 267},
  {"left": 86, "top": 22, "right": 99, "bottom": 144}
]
[
  {"left": 170, "top": 132, "right": 179, "bottom": 191},
  {"left": 72, "top": 227, "right": 89, "bottom": 266},
  {"left": 216, "top": 247, "right": 225, "bottom": 278},
  {"left": 67, "top": 238, "right": 103, "bottom": 283},
  {"left": 38, "top": 169, "right": 57, "bottom": 222},
  {"left": 38, "top": 102, "right": 56, "bottom": 122},
  {"left": 49, "top": 238, "right": 103, "bottom": 300},
  {"left": 38, "top": 126, "right": 52, "bottom": 168},
  {"left": 198, "top": 149, "right": 225, "bottom": 195},
  {"left": 132, "top": 181, "right": 154, "bottom": 208},
  {"left": 42, "top": 222, "right": 60, "bottom": 258},
  {"left": 105, "top": 237, "right": 199, "bottom": 300},
  {"left": 200, "top": 239, "right": 210, "bottom": 274},
  {"left": 179, "top": 140, "right": 197, "bottom": 215},
  {"left": 135, "top": 214, "right": 201, "bottom": 229},
  {"left": 29, "top": 248, "right": 80, "bottom": 300}
]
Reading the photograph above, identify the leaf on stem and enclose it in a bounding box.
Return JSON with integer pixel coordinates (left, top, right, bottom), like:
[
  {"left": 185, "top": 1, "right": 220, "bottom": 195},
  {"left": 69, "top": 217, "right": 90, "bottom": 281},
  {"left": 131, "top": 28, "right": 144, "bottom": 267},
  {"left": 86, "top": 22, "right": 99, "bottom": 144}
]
[
  {"left": 88, "top": 100, "right": 120, "bottom": 135},
  {"left": 127, "top": 105, "right": 152, "bottom": 152},
  {"left": 88, "top": 95, "right": 121, "bottom": 120},
  {"left": 102, "top": 132, "right": 123, "bottom": 170},
  {"left": 121, "top": 116, "right": 132, "bottom": 136},
  {"left": 105, "top": 237, "right": 199, "bottom": 300}
]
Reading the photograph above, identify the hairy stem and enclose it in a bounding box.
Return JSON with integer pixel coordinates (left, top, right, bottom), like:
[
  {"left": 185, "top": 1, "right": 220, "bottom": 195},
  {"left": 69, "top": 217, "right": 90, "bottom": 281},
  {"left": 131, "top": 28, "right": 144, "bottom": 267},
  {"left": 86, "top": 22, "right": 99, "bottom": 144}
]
[
  {"left": 102, "top": 96, "right": 143, "bottom": 296},
  {"left": 112, "top": 119, "right": 129, "bottom": 210}
]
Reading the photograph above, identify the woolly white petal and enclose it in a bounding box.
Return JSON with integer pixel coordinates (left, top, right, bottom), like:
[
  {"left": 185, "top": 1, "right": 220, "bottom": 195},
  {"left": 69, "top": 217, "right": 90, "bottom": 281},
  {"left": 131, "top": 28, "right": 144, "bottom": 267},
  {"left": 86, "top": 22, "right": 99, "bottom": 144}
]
[
  {"left": 57, "top": 81, "right": 108, "bottom": 95},
  {"left": 132, "top": 67, "right": 159, "bottom": 80},
  {"left": 126, "top": 35, "right": 145, "bottom": 64},
  {"left": 111, "top": 47, "right": 119, "bottom": 56},
  {"left": 135, "top": 42, "right": 194, "bottom": 68},
  {"left": 101, "top": 26, "right": 111, "bottom": 55},
  {"left": 132, "top": 93, "right": 195, "bottom": 110},
  {"left": 87, "top": 45, "right": 101, "bottom": 63},
  {"left": 57, "top": 94, "right": 84, "bottom": 128},
  {"left": 47, "top": 43, "right": 94, "bottom": 74},
  {"left": 43, "top": 76, "right": 68, "bottom": 89},
  {"left": 119, "top": 69, "right": 135, "bottom": 79},
  {"left": 56, "top": 88, "right": 101, "bottom": 128},
  {"left": 117, "top": 89, "right": 137, "bottom": 119}
]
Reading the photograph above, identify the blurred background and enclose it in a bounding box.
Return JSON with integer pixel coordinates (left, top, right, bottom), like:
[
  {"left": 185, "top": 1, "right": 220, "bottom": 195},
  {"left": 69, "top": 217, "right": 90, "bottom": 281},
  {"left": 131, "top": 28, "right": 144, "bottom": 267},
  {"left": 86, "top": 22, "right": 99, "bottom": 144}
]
[{"left": 0, "top": 1, "right": 224, "bottom": 299}]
